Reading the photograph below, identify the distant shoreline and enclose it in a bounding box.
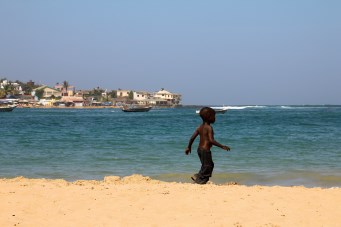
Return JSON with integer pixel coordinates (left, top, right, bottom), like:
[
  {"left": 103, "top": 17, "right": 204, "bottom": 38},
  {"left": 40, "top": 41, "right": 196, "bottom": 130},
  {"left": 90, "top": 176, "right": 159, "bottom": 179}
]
[
  {"left": 15, "top": 104, "right": 341, "bottom": 109},
  {"left": 16, "top": 105, "right": 182, "bottom": 109}
]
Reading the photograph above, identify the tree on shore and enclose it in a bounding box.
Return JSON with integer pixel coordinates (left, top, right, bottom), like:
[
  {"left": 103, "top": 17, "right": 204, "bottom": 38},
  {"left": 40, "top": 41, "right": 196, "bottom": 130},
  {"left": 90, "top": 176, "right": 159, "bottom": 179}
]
[
  {"left": 83, "top": 87, "right": 105, "bottom": 102},
  {"left": 128, "top": 90, "right": 134, "bottom": 100},
  {"left": 91, "top": 87, "right": 104, "bottom": 97},
  {"left": 108, "top": 90, "right": 117, "bottom": 99},
  {"left": 0, "top": 89, "right": 6, "bottom": 98},
  {"left": 35, "top": 88, "right": 44, "bottom": 100},
  {"left": 63, "top": 81, "right": 69, "bottom": 96},
  {"left": 17, "top": 80, "right": 38, "bottom": 95},
  {"left": 3, "top": 83, "right": 16, "bottom": 96}
]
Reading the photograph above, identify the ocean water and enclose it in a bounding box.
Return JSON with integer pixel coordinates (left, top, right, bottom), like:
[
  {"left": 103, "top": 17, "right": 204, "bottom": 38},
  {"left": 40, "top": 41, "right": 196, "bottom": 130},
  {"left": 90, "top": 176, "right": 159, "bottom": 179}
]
[{"left": 0, "top": 106, "right": 340, "bottom": 188}]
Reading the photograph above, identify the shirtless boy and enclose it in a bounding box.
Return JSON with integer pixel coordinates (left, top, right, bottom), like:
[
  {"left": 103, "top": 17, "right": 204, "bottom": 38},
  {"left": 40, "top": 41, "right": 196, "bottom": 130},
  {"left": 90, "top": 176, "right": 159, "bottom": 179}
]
[{"left": 185, "top": 107, "right": 230, "bottom": 184}]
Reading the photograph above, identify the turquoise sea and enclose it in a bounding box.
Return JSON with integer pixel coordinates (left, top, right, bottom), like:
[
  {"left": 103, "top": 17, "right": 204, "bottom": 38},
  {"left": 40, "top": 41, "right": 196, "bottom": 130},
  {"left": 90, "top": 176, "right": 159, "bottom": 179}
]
[{"left": 1, "top": 106, "right": 340, "bottom": 188}]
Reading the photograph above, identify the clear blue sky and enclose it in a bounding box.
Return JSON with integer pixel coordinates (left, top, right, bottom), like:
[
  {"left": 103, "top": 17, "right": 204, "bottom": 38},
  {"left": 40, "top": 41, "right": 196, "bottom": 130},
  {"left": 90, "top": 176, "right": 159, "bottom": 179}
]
[{"left": 1, "top": 0, "right": 340, "bottom": 105}]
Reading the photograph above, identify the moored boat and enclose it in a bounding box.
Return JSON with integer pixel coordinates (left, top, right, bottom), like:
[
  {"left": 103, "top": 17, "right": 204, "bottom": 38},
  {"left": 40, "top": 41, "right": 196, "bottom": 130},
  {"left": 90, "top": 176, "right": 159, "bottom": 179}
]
[
  {"left": 0, "top": 104, "right": 17, "bottom": 112},
  {"left": 121, "top": 105, "right": 152, "bottom": 112}
]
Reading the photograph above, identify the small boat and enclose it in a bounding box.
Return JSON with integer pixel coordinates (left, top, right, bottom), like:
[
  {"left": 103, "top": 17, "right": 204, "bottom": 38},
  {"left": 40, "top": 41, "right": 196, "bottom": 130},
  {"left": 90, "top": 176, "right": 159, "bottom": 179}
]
[
  {"left": 121, "top": 105, "right": 152, "bottom": 112},
  {"left": 196, "top": 106, "right": 228, "bottom": 114},
  {"left": 0, "top": 104, "right": 17, "bottom": 112}
]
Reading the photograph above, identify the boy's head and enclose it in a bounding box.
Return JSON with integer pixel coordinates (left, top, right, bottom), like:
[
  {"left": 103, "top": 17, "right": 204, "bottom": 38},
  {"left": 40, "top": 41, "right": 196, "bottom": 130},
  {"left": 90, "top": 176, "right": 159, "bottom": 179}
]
[{"left": 199, "top": 107, "right": 216, "bottom": 123}]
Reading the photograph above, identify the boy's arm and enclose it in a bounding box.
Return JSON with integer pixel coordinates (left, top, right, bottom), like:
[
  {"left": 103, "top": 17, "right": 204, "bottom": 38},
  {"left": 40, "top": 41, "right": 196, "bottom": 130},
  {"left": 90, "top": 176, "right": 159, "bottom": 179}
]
[
  {"left": 207, "top": 126, "right": 230, "bottom": 151},
  {"left": 185, "top": 128, "right": 199, "bottom": 155}
]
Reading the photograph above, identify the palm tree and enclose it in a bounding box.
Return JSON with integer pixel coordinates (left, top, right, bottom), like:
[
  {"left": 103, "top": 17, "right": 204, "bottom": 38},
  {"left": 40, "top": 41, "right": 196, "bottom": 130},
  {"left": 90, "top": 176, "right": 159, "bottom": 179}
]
[
  {"left": 128, "top": 90, "right": 134, "bottom": 100},
  {"left": 63, "top": 81, "right": 69, "bottom": 96},
  {"left": 3, "top": 84, "right": 15, "bottom": 96}
]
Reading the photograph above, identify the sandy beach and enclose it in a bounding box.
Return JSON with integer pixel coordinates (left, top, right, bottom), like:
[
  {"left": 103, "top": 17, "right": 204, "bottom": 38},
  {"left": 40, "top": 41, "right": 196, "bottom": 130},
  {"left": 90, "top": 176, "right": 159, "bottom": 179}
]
[{"left": 0, "top": 175, "right": 340, "bottom": 227}]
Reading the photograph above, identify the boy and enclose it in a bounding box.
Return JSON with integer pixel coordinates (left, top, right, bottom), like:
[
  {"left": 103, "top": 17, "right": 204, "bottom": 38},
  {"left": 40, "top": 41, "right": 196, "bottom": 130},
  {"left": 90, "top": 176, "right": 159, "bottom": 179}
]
[{"left": 185, "top": 107, "right": 230, "bottom": 184}]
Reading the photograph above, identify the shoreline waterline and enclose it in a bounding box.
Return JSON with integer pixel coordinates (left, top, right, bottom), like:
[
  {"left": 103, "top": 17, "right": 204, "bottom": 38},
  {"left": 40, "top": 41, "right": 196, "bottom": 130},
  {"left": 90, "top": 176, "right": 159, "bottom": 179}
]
[
  {"left": 2, "top": 172, "right": 340, "bottom": 189},
  {"left": 0, "top": 174, "right": 340, "bottom": 188}
]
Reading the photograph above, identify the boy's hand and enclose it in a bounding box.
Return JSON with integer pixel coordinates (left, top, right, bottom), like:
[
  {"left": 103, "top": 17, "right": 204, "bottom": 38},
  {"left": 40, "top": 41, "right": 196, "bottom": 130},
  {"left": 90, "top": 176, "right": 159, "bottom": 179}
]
[
  {"left": 222, "top": 145, "right": 230, "bottom": 151},
  {"left": 185, "top": 147, "right": 191, "bottom": 155}
]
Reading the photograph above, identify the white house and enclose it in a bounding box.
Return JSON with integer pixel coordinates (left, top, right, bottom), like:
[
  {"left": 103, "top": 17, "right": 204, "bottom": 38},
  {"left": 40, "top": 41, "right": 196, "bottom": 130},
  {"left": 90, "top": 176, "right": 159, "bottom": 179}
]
[
  {"left": 38, "top": 99, "right": 54, "bottom": 106},
  {"left": 154, "top": 88, "right": 174, "bottom": 100},
  {"left": 148, "top": 98, "right": 168, "bottom": 106},
  {"left": 117, "top": 89, "right": 132, "bottom": 98},
  {"left": 114, "top": 88, "right": 181, "bottom": 106},
  {"left": 133, "top": 91, "right": 150, "bottom": 101},
  {"left": 153, "top": 88, "right": 181, "bottom": 105},
  {"left": 0, "top": 80, "right": 23, "bottom": 94}
]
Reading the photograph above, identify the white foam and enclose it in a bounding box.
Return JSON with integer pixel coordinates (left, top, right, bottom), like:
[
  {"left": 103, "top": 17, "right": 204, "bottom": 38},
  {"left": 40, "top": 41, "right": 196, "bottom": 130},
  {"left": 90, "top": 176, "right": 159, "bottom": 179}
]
[{"left": 224, "top": 105, "right": 267, "bottom": 110}]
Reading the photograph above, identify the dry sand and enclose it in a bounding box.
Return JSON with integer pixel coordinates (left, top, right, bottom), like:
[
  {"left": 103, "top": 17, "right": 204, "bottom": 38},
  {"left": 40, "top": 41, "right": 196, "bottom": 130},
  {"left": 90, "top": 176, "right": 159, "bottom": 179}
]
[{"left": 1, "top": 175, "right": 340, "bottom": 227}]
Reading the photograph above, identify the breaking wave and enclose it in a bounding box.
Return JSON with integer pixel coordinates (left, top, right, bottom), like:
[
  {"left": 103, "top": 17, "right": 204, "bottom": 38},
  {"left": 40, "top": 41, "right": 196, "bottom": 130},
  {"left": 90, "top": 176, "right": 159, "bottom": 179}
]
[{"left": 225, "top": 105, "right": 267, "bottom": 110}]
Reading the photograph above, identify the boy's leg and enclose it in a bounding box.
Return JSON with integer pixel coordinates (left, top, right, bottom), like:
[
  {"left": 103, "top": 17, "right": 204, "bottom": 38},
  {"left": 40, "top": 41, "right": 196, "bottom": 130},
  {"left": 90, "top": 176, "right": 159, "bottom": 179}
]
[
  {"left": 193, "top": 148, "right": 203, "bottom": 181},
  {"left": 195, "top": 148, "right": 204, "bottom": 180},
  {"left": 195, "top": 148, "right": 214, "bottom": 184}
]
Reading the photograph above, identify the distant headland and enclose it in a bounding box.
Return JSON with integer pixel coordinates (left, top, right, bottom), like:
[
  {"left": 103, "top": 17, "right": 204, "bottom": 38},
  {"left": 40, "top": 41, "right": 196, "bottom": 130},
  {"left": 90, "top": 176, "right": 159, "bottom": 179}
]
[{"left": 0, "top": 78, "right": 182, "bottom": 108}]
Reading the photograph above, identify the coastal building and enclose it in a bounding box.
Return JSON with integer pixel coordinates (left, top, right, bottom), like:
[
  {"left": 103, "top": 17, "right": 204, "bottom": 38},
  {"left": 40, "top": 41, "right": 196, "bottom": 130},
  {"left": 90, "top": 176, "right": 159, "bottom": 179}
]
[
  {"left": 152, "top": 88, "right": 181, "bottom": 105},
  {"left": 17, "top": 94, "right": 35, "bottom": 106},
  {"left": 131, "top": 91, "right": 148, "bottom": 105},
  {"left": 32, "top": 86, "right": 62, "bottom": 99},
  {"left": 0, "top": 80, "right": 23, "bottom": 95},
  {"left": 27, "top": 80, "right": 35, "bottom": 88},
  {"left": 2, "top": 77, "right": 183, "bottom": 108},
  {"left": 113, "top": 97, "right": 129, "bottom": 106},
  {"left": 117, "top": 89, "right": 132, "bottom": 98},
  {"left": 114, "top": 88, "right": 182, "bottom": 106},
  {"left": 54, "top": 82, "right": 75, "bottom": 96},
  {"left": 38, "top": 99, "right": 54, "bottom": 106},
  {"left": 147, "top": 99, "right": 168, "bottom": 106},
  {"left": 60, "top": 96, "right": 85, "bottom": 107},
  {"left": 133, "top": 91, "right": 150, "bottom": 101},
  {"left": 101, "top": 90, "right": 108, "bottom": 98}
]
